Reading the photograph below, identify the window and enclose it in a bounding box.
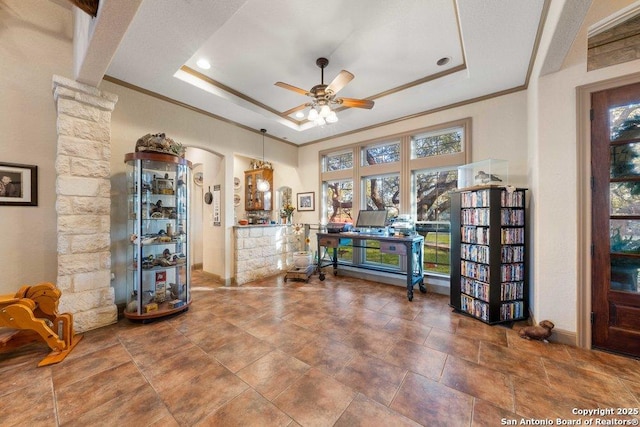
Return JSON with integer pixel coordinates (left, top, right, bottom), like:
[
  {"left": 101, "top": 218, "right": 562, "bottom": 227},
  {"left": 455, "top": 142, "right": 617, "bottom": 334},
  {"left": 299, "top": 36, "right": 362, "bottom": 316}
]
[
  {"left": 319, "top": 118, "right": 470, "bottom": 278},
  {"left": 414, "top": 168, "right": 458, "bottom": 275},
  {"left": 323, "top": 150, "right": 353, "bottom": 172},
  {"left": 411, "top": 127, "right": 463, "bottom": 159},
  {"left": 324, "top": 179, "right": 353, "bottom": 223},
  {"left": 361, "top": 141, "right": 400, "bottom": 166},
  {"left": 362, "top": 174, "right": 400, "bottom": 219}
]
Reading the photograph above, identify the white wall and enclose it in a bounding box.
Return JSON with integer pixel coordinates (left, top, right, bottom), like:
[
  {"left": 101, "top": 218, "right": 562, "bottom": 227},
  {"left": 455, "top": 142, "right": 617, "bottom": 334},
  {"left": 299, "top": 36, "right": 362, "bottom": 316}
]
[
  {"left": 6, "top": 0, "right": 640, "bottom": 342},
  {"left": 186, "top": 147, "right": 224, "bottom": 276},
  {"left": 190, "top": 163, "right": 204, "bottom": 266},
  {"left": 103, "top": 80, "right": 300, "bottom": 298},
  {"left": 0, "top": 1, "right": 73, "bottom": 293},
  {"left": 298, "top": 90, "right": 530, "bottom": 219},
  {"left": 528, "top": 0, "right": 640, "bottom": 334}
]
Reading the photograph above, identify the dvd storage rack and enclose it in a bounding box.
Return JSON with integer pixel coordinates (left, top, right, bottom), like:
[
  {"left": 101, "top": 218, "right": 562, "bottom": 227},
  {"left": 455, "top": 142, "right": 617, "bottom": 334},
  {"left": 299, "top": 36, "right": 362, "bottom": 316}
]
[{"left": 450, "top": 186, "right": 528, "bottom": 324}]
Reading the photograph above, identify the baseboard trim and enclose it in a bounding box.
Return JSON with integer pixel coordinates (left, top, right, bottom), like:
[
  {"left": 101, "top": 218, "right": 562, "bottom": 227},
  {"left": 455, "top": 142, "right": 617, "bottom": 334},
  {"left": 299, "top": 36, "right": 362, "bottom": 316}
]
[{"left": 549, "top": 328, "right": 577, "bottom": 346}]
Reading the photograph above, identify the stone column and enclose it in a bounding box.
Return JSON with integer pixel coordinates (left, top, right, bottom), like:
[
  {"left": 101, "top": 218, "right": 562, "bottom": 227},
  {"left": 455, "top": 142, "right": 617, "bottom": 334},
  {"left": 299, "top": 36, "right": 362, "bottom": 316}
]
[{"left": 52, "top": 75, "right": 118, "bottom": 332}]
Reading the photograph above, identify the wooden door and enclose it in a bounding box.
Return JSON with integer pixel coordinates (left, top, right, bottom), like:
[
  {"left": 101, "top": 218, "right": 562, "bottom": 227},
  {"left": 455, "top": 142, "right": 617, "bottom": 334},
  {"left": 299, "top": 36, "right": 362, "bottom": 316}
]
[{"left": 591, "top": 82, "right": 640, "bottom": 357}]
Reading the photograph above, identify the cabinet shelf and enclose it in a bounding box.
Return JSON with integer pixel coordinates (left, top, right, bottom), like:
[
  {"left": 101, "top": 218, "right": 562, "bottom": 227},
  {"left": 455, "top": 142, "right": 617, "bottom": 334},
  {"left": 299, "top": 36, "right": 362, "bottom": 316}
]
[
  {"left": 244, "top": 168, "right": 273, "bottom": 211},
  {"left": 123, "top": 301, "right": 191, "bottom": 321},
  {"left": 125, "top": 151, "right": 192, "bottom": 321},
  {"left": 129, "top": 264, "right": 187, "bottom": 272}
]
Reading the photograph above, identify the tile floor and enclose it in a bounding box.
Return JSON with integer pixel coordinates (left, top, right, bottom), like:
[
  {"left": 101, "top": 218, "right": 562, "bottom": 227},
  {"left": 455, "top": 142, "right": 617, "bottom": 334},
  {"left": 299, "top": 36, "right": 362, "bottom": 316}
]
[{"left": 1, "top": 270, "right": 639, "bottom": 426}]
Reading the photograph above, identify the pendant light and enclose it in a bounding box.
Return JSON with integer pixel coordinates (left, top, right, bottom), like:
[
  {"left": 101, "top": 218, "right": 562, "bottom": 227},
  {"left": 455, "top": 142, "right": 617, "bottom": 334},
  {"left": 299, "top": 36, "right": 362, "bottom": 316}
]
[{"left": 256, "top": 129, "right": 270, "bottom": 192}]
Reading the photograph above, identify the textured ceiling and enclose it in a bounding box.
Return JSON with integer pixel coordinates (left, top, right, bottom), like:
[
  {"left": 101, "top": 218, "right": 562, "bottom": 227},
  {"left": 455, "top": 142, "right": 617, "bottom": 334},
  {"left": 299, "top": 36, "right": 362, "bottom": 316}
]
[{"left": 104, "top": 0, "right": 548, "bottom": 144}]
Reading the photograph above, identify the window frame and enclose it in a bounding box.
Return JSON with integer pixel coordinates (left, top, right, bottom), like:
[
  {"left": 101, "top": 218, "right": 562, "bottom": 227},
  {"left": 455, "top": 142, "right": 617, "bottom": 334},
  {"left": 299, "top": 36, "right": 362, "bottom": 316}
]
[{"left": 318, "top": 118, "right": 471, "bottom": 277}]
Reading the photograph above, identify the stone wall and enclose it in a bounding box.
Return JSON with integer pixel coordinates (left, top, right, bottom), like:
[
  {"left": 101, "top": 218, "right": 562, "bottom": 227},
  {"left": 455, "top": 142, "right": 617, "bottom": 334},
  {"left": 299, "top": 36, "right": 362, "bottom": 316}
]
[
  {"left": 234, "top": 225, "right": 301, "bottom": 284},
  {"left": 52, "top": 75, "right": 118, "bottom": 332}
]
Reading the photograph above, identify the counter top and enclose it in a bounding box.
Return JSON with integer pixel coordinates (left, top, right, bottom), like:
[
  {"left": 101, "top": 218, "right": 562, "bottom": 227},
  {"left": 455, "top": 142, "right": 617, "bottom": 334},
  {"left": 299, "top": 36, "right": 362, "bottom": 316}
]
[{"left": 233, "top": 223, "right": 289, "bottom": 228}]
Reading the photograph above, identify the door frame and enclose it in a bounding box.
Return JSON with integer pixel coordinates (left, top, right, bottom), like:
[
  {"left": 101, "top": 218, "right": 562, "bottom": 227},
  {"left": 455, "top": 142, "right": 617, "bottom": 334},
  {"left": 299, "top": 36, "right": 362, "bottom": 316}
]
[{"left": 577, "top": 71, "right": 640, "bottom": 349}]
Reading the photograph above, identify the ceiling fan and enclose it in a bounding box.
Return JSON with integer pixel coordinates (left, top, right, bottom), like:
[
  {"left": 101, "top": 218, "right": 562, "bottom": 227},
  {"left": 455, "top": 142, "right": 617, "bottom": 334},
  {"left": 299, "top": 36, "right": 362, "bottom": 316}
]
[{"left": 275, "top": 57, "right": 374, "bottom": 124}]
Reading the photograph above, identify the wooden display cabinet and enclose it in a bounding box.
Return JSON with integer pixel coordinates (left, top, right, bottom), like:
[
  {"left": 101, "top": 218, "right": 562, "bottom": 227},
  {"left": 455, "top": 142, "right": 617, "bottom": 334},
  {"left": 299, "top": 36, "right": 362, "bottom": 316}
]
[
  {"left": 244, "top": 168, "right": 273, "bottom": 211},
  {"left": 124, "top": 151, "right": 192, "bottom": 321}
]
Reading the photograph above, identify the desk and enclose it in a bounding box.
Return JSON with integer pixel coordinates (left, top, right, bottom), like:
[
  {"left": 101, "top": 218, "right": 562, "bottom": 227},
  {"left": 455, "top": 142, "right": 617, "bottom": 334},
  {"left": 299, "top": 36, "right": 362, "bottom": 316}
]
[{"left": 316, "top": 232, "right": 425, "bottom": 301}]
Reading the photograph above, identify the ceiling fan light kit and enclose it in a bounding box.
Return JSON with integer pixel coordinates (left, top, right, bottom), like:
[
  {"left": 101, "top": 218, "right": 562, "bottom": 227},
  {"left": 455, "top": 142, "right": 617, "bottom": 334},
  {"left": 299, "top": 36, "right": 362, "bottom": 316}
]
[{"left": 275, "top": 57, "right": 374, "bottom": 127}]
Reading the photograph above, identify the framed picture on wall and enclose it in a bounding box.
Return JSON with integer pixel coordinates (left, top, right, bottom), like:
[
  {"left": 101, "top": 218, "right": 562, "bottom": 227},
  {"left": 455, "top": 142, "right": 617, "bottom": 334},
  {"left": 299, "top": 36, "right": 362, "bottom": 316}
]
[
  {"left": 297, "top": 192, "right": 315, "bottom": 211},
  {"left": 0, "top": 162, "right": 38, "bottom": 206}
]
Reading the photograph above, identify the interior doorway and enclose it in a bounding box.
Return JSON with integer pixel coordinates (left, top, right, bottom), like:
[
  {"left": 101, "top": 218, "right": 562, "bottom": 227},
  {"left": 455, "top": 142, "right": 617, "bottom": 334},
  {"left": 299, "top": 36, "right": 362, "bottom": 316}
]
[
  {"left": 591, "top": 82, "right": 640, "bottom": 357},
  {"left": 185, "top": 147, "right": 224, "bottom": 278}
]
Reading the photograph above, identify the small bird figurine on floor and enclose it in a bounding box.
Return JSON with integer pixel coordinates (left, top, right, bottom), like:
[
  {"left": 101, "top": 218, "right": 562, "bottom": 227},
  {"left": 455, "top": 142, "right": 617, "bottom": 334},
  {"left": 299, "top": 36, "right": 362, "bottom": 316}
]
[
  {"left": 474, "top": 170, "right": 502, "bottom": 184},
  {"left": 518, "top": 320, "right": 554, "bottom": 342}
]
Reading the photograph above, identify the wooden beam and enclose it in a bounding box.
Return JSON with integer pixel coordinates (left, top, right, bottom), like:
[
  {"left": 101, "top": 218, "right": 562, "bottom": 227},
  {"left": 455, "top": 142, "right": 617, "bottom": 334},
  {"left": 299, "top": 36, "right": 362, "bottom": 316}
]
[{"left": 67, "top": 0, "right": 99, "bottom": 17}]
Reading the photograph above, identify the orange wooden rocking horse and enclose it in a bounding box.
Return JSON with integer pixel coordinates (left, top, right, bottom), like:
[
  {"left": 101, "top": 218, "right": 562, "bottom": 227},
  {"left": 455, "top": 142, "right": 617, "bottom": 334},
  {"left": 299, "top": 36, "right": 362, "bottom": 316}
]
[{"left": 0, "top": 283, "right": 82, "bottom": 366}]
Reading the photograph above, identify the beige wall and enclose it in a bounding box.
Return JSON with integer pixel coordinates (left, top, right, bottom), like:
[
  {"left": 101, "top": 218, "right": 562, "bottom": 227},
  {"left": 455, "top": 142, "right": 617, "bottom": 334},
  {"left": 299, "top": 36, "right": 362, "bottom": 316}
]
[
  {"left": 528, "top": 0, "right": 640, "bottom": 335},
  {"left": 297, "top": 87, "right": 530, "bottom": 291},
  {"left": 5, "top": 0, "right": 640, "bottom": 343},
  {"left": 102, "top": 80, "right": 300, "bottom": 297},
  {"left": 0, "top": 0, "right": 73, "bottom": 293}
]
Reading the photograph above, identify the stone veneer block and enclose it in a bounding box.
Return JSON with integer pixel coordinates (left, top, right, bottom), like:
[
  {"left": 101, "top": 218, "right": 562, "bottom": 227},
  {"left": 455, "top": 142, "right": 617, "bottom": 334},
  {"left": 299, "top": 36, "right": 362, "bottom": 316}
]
[
  {"left": 70, "top": 157, "right": 111, "bottom": 178},
  {"left": 72, "top": 305, "right": 118, "bottom": 333},
  {"left": 233, "top": 225, "right": 301, "bottom": 285},
  {"left": 58, "top": 252, "right": 109, "bottom": 275},
  {"left": 53, "top": 75, "right": 118, "bottom": 333},
  {"left": 57, "top": 136, "right": 107, "bottom": 160},
  {"left": 56, "top": 115, "right": 111, "bottom": 142},
  {"left": 57, "top": 214, "right": 109, "bottom": 234},
  {"left": 72, "top": 270, "right": 112, "bottom": 293},
  {"left": 57, "top": 176, "right": 103, "bottom": 197}
]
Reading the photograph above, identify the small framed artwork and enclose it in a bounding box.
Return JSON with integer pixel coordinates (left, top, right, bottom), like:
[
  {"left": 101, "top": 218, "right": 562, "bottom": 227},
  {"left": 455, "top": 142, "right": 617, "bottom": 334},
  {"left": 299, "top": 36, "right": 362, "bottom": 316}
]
[
  {"left": 297, "top": 192, "right": 315, "bottom": 211},
  {"left": 0, "top": 162, "right": 38, "bottom": 206}
]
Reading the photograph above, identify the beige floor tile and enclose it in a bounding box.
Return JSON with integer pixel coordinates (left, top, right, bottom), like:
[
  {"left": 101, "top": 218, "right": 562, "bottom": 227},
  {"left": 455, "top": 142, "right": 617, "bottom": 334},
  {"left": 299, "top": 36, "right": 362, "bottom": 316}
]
[
  {"left": 478, "top": 341, "right": 548, "bottom": 384},
  {"left": 471, "top": 398, "right": 520, "bottom": 427},
  {"left": 543, "top": 358, "right": 639, "bottom": 408},
  {"left": 236, "top": 349, "right": 310, "bottom": 400},
  {"left": 382, "top": 317, "right": 433, "bottom": 345},
  {"left": 158, "top": 363, "right": 249, "bottom": 425},
  {"left": 65, "top": 383, "right": 172, "bottom": 427},
  {"left": 383, "top": 338, "right": 447, "bottom": 381},
  {"left": 55, "top": 361, "right": 146, "bottom": 424},
  {"left": 334, "top": 353, "right": 407, "bottom": 405},
  {"left": 335, "top": 393, "right": 421, "bottom": 427},
  {"left": 0, "top": 370, "right": 55, "bottom": 427},
  {"left": 440, "top": 355, "right": 514, "bottom": 412},
  {"left": 273, "top": 368, "right": 357, "bottom": 427},
  {"left": 196, "top": 388, "right": 292, "bottom": 426},
  {"left": 210, "top": 331, "right": 274, "bottom": 372},
  {"left": 424, "top": 327, "right": 480, "bottom": 363},
  {"left": 391, "top": 372, "right": 473, "bottom": 426},
  {"left": 294, "top": 336, "right": 359, "bottom": 376},
  {"left": 1, "top": 270, "right": 638, "bottom": 426},
  {"left": 51, "top": 343, "right": 132, "bottom": 389},
  {"left": 513, "top": 377, "right": 600, "bottom": 420}
]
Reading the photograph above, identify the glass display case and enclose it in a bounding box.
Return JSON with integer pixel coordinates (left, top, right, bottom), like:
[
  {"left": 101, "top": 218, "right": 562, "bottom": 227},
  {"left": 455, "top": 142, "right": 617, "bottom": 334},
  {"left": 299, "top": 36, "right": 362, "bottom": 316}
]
[
  {"left": 244, "top": 168, "right": 273, "bottom": 211},
  {"left": 457, "top": 159, "right": 509, "bottom": 188},
  {"left": 124, "top": 152, "right": 191, "bottom": 320}
]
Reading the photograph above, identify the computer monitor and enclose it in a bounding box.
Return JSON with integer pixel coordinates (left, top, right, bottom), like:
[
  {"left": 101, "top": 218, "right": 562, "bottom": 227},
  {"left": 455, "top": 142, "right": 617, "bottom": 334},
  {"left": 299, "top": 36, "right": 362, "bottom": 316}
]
[{"left": 355, "top": 210, "right": 388, "bottom": 228}]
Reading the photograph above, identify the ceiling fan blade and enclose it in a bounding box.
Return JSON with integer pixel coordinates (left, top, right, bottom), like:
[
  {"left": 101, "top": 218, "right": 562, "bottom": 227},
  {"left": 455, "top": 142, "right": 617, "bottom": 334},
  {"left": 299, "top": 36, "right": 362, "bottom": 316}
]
[
  {"left": 339, "top": 98, "right": 375, "bottom": 109},
  {"left": 326, "top": 70, "right": 354, "bottom": 95},
  {"left": 282, "top": 103, "right": 310, "bottom": 117},
  {"left": 275, "top": 82, "right": 311, "bottom": 96}
]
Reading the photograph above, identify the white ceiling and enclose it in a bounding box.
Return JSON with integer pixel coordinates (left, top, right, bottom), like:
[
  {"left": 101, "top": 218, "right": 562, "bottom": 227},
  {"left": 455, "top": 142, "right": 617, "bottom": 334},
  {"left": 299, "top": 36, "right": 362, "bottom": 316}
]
[{"left": 103, "top": 0, "right": 548, "bottom": 145}]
